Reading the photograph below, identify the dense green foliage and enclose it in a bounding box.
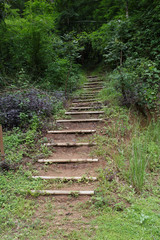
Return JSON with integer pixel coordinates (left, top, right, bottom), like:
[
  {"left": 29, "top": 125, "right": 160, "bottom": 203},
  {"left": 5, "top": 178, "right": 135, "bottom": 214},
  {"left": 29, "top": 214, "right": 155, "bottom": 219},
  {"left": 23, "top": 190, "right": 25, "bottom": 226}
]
[
  {"left": 0, "top": 1, "right": 160, "bottom": 239},
  {"left": 0, "top": 0, "right": 160, "bottom": 113},
  {"left": 0, "top": 0, "right": 81, "bottom": 92},
  {"left": 89, "top": 4, "right": 160, "bottom": 111}
]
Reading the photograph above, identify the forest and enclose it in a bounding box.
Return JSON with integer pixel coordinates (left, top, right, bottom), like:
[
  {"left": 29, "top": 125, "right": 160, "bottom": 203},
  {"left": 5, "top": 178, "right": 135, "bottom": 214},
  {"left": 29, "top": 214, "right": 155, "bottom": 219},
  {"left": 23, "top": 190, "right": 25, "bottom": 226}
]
[{"left": 0, "top": 0, "right": 160, "bottom": 239}]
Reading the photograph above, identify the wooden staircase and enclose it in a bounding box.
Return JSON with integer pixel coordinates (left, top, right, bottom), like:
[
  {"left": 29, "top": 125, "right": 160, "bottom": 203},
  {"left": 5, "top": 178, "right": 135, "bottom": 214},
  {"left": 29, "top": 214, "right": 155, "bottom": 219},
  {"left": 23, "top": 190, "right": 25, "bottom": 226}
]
[{"left": 31, "top": 76, "right": 104, "bottom": 196}]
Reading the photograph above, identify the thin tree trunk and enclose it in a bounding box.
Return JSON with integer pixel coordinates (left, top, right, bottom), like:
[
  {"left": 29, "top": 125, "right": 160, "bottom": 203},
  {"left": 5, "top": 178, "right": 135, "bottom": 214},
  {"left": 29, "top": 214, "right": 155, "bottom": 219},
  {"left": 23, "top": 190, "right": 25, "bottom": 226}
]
[{"left": 126, "top": 0, "right": 129, "bottom": 18}]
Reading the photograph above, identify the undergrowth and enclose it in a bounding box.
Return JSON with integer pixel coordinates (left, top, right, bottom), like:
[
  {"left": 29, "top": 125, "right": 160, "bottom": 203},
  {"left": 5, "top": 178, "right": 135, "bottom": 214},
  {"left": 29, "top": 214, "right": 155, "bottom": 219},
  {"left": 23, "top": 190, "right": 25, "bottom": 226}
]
[
  {"left": 89, "top": 72, "right": 160, "bottom": 240},
  {"left": 0, "top": 71, "right": 159, "bottom": 239}
]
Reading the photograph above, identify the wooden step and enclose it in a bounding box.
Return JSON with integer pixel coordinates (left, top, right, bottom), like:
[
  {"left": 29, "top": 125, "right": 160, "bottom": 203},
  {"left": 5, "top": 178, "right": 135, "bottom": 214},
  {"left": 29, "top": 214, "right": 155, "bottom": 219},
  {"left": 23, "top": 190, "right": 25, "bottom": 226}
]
[
  {"left": 48, "top": 129, "right": 96, "bottom": 134},
  {"left": 83, "top": 87, "right": 103, "bottom": 90},
  {"left": 44, "top": 142, "right": 96, "bottom": 147},
  {"left": 79, "top": 93, "right": 95, "bottom": 95},
  {"left": 87, "top": 76, "right": 98, "bottom": 78},
  {"left": 30, "top": 190, "right": 94, "bottom": 195},
  {"left": 87, "top": 79, "right": 102, "bottom": 82},
  {"left": 70, "top": 107, "right": 97, "bottom": 110},
  {"left": 85, "top": 90, "right": 101, "bottom": 93},
  {"left": 73, "top": 99, "right": 98, "bottom": 103},
  {"left": 72, "top": 102, "right": 102, "bottom": 106},
  {"left": 75, "top": 95, "right": 95, "bottom": 97},
  {"left": 38, "top": 158, "right": 98, "bottom": 163},
  {"left": 56, "top": 118, "right": 103, "bottom": 123},
  {"left": 84, "top": 86, "right": 103, "bottom": 89},
  {"left": 32, "top": 176, "right": 97, "bottom": 181},
  {"left": 73, "top": 97, "right": 96, "bottom": 101},
  {"left": 84, "top": 82, "right": 103, "bottom": 85},
  {"left": 65, "top": 111, "right": 104, "bottom": 115},
  {"left": 79, "top": 94, "right": 95, "bottom": 97}
]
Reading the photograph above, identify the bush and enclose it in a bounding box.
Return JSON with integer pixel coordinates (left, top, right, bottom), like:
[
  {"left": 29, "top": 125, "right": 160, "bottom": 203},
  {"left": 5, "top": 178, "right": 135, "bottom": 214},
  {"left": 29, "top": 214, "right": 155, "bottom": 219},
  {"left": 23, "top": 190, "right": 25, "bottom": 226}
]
[
  {"left": 0, "top": 2, "right": 82, "bottom": 91},
  {"left": 129, "top": 121, "right": 160, "bottom": 192},
  {"left": 0, "top": 88, "right": 65, "bottom": 129},
  {"left": 109, "top": 58, "right": 160, "bottom": 111}
]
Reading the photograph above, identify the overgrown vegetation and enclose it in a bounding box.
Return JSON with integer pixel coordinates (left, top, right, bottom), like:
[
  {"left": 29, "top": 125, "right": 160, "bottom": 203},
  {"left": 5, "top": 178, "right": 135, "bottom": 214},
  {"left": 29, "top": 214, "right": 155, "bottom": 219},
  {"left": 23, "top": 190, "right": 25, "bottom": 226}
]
[
  {"left": 0, "top": 0, "right": 82, "bottom": 92},
  {"left": 90, "top": 76, "right": 160, "bottom": 239},
  {"left": 0, "top": 0, "right": 160, "bottom": 239},
  {"left": 0, "top": 88, "right": 65, "bottom": 129}
]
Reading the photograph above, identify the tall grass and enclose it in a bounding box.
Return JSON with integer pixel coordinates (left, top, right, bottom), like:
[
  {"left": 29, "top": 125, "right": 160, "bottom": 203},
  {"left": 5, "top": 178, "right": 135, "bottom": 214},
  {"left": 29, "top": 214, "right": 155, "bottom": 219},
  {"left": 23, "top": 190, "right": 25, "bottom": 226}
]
[{"left": 130, "top": 121, "right": 160, "bottom": 192}]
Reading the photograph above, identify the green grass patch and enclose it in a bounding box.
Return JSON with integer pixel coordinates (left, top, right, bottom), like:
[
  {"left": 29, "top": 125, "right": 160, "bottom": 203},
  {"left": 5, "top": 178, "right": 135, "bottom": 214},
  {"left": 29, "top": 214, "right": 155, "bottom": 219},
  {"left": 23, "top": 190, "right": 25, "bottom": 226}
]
[
  {"left": 93, "top": 197, "right": 160, "bottom": 240},
  {"left": 0, "top": 171, "right": 44, "bottom": 239}
]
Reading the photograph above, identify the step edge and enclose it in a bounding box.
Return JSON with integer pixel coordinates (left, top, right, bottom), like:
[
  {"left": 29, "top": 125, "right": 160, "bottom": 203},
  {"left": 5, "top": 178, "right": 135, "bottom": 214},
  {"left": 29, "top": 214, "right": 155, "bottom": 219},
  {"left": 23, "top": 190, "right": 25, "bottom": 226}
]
[
  {"left": 38, "top": 158, "right": 99, "bottom": 163},
  {"left": 30, "top": 190, "right": 95, "bottom": 195}
]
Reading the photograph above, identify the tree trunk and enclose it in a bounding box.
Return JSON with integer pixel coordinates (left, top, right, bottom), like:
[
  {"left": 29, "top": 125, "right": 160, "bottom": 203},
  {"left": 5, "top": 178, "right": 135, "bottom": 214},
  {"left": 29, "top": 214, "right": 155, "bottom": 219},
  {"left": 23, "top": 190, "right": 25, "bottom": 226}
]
[{"left": 126, "top": 0, "right": 129, "bottom": 18}]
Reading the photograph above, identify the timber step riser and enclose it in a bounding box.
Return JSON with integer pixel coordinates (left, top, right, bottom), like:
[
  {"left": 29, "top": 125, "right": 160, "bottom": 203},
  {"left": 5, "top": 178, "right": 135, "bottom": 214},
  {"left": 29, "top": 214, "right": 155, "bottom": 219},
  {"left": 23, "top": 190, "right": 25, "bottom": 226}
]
[
  {"left": 83, "top": 91, "right": 102, "bottom": 93},
  {"left": 73, "top": 98, "right": 97, "bottom": 101},
  {"left": 84, "top": 82, "right": 103, "bottom": 85},
  {"left": 32, "top": 176, "right": 97, "bottom": 181},
  {"left": 47, "top": 130, "right": 96, "bottom": 134},
  {"left": 38, "top": 158, "right": 98, "bottom": 163},
  {"left": 56, "top": 119, "right": 103, "bottom": 123},
  {"left": 44, "top": 143, "right": 96, "bottom": 147},
  {"left": 69, "top": 108, "right": 102, "bottom": 111},
  {"left": 85, "top": 87, "right": 101, "bottom": 89},
  {"left": 87, "top": 76, "right": 98, "bottom": 78},
  {"left": 65, "top": 111, "right": 104, "bottom": 115},
  {"left": 73, "top": 100, "right": 100, "bottom": 103},
  {"left": 30, "top": 190, "right": 95, "bottom": 195},
  {"left": 72, "top": 102, "right": 102, "bottom": 106},
  {"left": 84, "top": 85, "right": 103, "bottom": 88}
]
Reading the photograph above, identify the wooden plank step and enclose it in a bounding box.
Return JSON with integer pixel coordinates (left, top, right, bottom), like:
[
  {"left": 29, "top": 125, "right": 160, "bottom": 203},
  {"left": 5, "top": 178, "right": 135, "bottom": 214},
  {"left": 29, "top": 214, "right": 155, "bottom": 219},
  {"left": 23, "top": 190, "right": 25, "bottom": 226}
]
[
  {"left": 44, "top": 142, "right": 96, "bottom": 147},
  {"left": 73, "top": 97, "right": 96, "bottom": 101},
  {"left": 73, "top": 99, "right": 98, "bottom": 103},
  {"left": 87, "top": 76, "right": 98, "bottom": 78},
  {"left": 38, "top": 158, "right": 98, "bottom": 163},
  {"left": 56, "top": 118, "right": 103, "bottom": 123},
  {"left": 76, "top": 96, "right": 97, "bottom": 99},
  {"left": 87, "top": 79, "right": 102, "bottom": 82},
  {"left": 75, "top": 95, "right": 95, "bottom": 97},
  {"left": 83, "top": 87, "right": 103, "bottom": 90},
  {"left": 30, "top": 190, "right": 94, "bottom": 195},
  {"left": 80, "top": 91, "right": 94, "bottom": 96},
  {"left": 84, "top": 86, "right": 103, "bottom": 88},
  {"left": 70, "top": 107, "right": 97, "bottom": 110},
  {"left": 83, "top": 89, "right": 102, "bottom": 92},
  {"left": 47, "top": 129, "right": 96, "bottom": 134},
  {"left": 32, "top": 176, "right": 97, "bottom": 181},
  {"left": 87, "top": 80, "right": 102, "bottom": 83},
  {"left": 65, "top": 111, "right": 104, "bottom": 115},
  {"left": 72, "top": 102, "right": 102, "bottom": 106},
  {"left": 84, "top": 82, "right": 103, "bottom": 85},
  {"left": 80, "top": 94, "right": 95, "bottom": 96}
]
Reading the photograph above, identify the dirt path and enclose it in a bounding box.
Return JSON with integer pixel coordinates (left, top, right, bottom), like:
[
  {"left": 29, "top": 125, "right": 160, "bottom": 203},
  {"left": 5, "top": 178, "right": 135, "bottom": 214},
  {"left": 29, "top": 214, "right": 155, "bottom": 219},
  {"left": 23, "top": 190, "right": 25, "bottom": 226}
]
[{"left": 32, "top": 76, "right": 105, "bottom": 238}]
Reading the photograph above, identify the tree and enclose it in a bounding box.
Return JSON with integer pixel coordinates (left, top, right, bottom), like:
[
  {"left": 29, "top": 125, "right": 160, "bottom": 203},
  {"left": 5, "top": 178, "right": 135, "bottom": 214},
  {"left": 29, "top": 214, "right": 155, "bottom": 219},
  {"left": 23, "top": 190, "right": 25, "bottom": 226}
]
[
  {"left": 0, "top": 0, "right": 5, "bottom": 21},
  {"left": 55, "top": 0, "right": 102, "bottom": 33}
]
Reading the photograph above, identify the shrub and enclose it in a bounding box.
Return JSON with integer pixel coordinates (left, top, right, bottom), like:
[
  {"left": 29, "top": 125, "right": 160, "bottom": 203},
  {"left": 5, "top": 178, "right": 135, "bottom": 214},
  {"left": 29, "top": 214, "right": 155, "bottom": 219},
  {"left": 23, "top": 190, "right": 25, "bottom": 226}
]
[
  {"left": 109, "top": 58, "right": 160, "bottom": 111},
  {"left": 0, "top": 88, "right": 65, "bottom": 129}
]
